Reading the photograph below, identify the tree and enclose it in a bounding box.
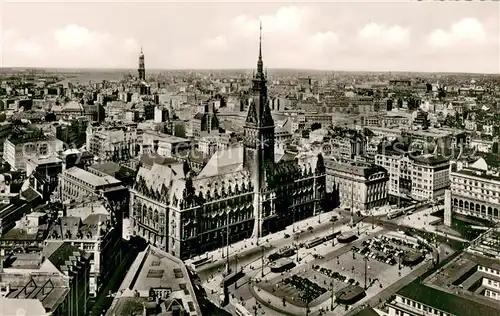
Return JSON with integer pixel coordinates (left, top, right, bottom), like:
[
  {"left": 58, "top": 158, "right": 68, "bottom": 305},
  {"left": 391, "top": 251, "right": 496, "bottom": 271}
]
[
  {"left": 438, "top": 89, "right": 446, "bottom": 100},
  {"left": 44, "top": 112, "right": 57, "bottom": 122},
  {"left": 493, "top": 142, "right": 499, "bottom": 154},
  {"left": 311, "top": 122, "right": 322, "bottom": 131}
]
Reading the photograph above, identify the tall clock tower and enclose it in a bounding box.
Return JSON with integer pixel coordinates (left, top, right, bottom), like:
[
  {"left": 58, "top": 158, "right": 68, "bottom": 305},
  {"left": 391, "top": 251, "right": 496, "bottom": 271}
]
[{"left": 243, "top": 23, "right": 275, "bottom": 241}]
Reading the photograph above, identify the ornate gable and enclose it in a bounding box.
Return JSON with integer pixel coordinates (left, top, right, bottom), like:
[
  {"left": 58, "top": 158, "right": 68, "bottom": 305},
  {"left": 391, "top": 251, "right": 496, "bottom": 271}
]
[{"left": 246, "top": 101, "right": 258, "bottom": 125}]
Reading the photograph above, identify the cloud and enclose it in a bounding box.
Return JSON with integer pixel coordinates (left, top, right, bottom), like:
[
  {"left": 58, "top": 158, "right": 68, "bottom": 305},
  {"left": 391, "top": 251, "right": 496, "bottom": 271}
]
[
  {"left": 204, "top": 35, "right": 229, "bottom": 51},
  {"left": 2, "top": 24, "right": 140, "bottom": 68},
  {"left": 428, "top": 18, "right": 487, "bottom": 48},
  {"left": 1, "top": 29, "right": 45, "bottom": 61},
  {"left": 232, "top": 6, "right": 312, "bottom": 37},
  {"left": 54, "top": 24, "right": 110, "bottom": 50},
  {"left": 200, "top": 5, "right": 344, "bottom": 69},
  {"left": 356, "top": 23, "right": 411, "bottom": 52},
  {"left": 309, "top": 31, "right": 340, "bottom": 54},
  {"left": 1, "top": 3, "right": 498, "bottom": 73}
]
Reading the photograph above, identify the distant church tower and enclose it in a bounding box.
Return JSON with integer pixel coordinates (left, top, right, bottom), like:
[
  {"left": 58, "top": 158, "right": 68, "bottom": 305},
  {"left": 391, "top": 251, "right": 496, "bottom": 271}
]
[
  {"left": 244, "top": 23, "right": 275, "bottom": 241},
  {"left": 138, "top": 47, "right": 145, "bottom": 81}
]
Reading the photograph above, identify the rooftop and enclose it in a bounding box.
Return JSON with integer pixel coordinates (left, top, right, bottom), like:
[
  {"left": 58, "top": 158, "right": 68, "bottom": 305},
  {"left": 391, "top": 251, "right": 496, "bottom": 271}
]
[
  {"left": 454, "top": 168, "right": 500, "bottom": 182},
  {"left": 63, "top": 167, "right": 121, "bottom": 187},
  {"left": 0, "top": 298, "right": 47, "bottom": 316},
  {"left": 411, "top": 154, "right": 450, "bottom": 166},
  {"left": 27, "top": 155, "right": 62, "bottom": 166},
  {"left": 144, "top": 130, "right": 190, "bottom": 144},
  {"left": 325, "top": 158, "right": 387, "bottom": 179},
  {"left": 138, "top": 153, "right": 179, "bottom": 168},
  {"left": 112, "top": 245, "right": 202, "bottom": 316},
  {"left": 397, "top": 282, "right": 500, "bottom": 316}
]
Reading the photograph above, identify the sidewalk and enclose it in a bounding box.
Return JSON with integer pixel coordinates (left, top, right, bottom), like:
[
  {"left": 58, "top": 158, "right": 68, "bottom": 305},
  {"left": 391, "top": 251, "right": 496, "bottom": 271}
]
[{"left": 186, "top": 209, "right": 341, "bottom": 269}]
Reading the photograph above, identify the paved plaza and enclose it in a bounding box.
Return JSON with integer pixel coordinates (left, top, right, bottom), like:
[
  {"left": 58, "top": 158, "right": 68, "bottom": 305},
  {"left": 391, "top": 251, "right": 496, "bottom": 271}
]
[{"left": 250, "top": 231, "right": 431, "bottom": 316}]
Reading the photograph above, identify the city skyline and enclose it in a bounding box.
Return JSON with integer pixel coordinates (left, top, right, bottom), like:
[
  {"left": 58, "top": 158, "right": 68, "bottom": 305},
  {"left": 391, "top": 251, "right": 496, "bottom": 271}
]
[{"left": 1, "top": 1, "right": 499, "bottom": 73}]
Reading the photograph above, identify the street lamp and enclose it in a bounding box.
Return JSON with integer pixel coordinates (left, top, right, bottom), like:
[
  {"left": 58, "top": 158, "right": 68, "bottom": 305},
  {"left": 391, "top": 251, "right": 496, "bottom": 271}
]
[
  {"left": 371, "top": 210, "right": 375, "bottom": 229},
  {"left": 261, "top": 246, "right": 265, "bottom": 278},
  {"left": 363, "top": 256, "right": 369, "bottom": 290},
  {"left": 234, "top": 254, "right": 239, "bottom": 288},
  {"left": 332, "top": 221, "right": 335, "bottom": 247},
  {"left": 330, "top": 276, "right": 335, "bottom": 310}
]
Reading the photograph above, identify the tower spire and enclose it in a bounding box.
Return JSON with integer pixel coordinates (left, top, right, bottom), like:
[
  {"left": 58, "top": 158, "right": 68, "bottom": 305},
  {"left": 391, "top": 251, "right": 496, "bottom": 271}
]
[
  {"left": 259, "top": 20, "right": 262, "bottom": 60},
  {"left": 257, "top": 21, "right": 264, "bottom": 77}
]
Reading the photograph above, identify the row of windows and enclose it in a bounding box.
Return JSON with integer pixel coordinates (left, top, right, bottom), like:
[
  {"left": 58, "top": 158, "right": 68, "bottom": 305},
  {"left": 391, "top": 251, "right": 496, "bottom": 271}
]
[
  {"left": 479, "top": 265, "right": 500, "bottom": 276},
  {"left": 398, "top": 296, "right": 451, "bottom": 316},
  {"left": 485, "top": 289, "right": 500, "bottom": 300}
]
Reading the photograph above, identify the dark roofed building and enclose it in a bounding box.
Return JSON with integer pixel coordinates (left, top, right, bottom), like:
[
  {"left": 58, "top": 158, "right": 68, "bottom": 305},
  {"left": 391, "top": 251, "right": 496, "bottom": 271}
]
[
  {"left": 89, "top": 161, "right": 136, "bottom": 187},
  {"left": 1, "top": 242, "right": 91, "bottom": 316},
  {"left": 388, "top": 282, "right": 500, "bottom": 316},
  {"left": 45, "top": 207, "right": 121, "bottom": 297}
]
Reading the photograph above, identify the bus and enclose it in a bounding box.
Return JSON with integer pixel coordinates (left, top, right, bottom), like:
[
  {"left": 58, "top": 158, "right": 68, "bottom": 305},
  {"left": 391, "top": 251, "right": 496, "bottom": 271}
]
[
  {"left": 387, "top": 209, "right": 404, "bottom": 219},
  {"left": 234, "top": 302, "right": 253, "bottom": 316},
  {"left": 306, "top": 237, "right": 325, "bottom": 249}
]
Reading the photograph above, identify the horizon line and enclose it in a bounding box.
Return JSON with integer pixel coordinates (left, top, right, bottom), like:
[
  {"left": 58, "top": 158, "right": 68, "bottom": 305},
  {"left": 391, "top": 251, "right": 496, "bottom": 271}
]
[{"left": 1, "top": 66, "right": 499, "bottom": 76}]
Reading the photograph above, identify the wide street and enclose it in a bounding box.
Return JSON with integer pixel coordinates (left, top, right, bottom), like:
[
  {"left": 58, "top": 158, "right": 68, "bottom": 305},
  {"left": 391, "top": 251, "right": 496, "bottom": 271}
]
[
  {"left": 195, "top": 210, "right": 364, "bottom": 283},
  {"left": 192, "top": 203, "right": 460, "bottom": 316}
]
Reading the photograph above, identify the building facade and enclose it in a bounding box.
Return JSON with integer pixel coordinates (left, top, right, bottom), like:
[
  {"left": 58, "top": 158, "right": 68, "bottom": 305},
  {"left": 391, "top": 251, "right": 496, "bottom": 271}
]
[
  {"left": 3, "top": 132, "right": 63, "bottom": 171},
  {"left": 444, "top": 166, "right": 500, "bottom": 225},
  {"left": 46, "top": 209, "right": 121, "bottom": 297},
  {"left": 86, "top": 123, "right": 140, "bottom": 162},
  {"left": 375, "top": 152, "right": 450, "bottom": 201},
  {"left": 57, "top": 167, "right": 129, "bottom": 234},
  {"left": 129, "top": 31, "right": 329, "bottom": 260},
  {"left": 325, "top": 159, "right": 388, "bottom": 211}
]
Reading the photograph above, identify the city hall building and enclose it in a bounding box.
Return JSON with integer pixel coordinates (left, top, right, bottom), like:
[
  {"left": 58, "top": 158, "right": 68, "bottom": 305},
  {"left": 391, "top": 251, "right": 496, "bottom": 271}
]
[{"left": 129, "top": 34, "right": 329, "bottom": 259}]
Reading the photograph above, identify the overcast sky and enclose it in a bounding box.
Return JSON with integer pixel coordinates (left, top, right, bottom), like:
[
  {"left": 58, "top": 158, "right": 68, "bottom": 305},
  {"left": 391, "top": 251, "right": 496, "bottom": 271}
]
[{"left": 1, "top": 1, "right": 499, "bottom": 73}]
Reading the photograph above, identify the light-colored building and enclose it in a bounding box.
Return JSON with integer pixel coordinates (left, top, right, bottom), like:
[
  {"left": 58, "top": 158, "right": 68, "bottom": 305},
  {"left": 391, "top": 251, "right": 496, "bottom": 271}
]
[
  {"left": 310, "top": 128, "right": 328, "bottom": 143},
  {"left": 325, "top": 159, "right": 388, "bottom": 211},
  {"left": 143, "top": 130, "right": 192, "bottom": 158},
  {"left": 444, "top": 164, "right": 500, "bottom": 225},
  {"left": 154, "top": 106, "right": 170, "bottom": 123},
  {"left": 3, "top": 133, "right": 63, "bottom": 171},
  {"left": 198, "top": 135, "right": 218, "bottom": 156},
  {"left": 105, "top": 244, "right": 202, "bottom": 316},
  {"left": 58, "top": 167, "right": 124, "bottom": 203},
  {"left": 86, "top": 123, "right": 140, "bottom": 162},
  {"left": 375, "top": 152, "right": 450, "bottom": 201}
]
